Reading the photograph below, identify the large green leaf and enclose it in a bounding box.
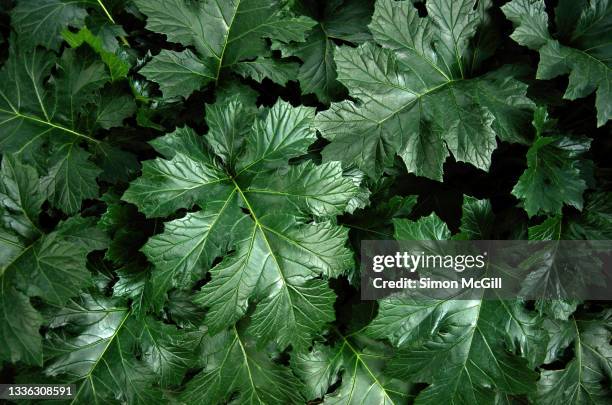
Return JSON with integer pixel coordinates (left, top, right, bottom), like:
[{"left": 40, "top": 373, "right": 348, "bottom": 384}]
[
  {"left": 503, "top": 0, "right": 611, "bottom": 126},
  {"left": 0, "top": 43, "right": 132, "bottom": 213},
  {"left": 45, "top": 294, "right": 196, "bottom": 403},
  {"left": 0, "top": 158, "right": 108, "bottom": 366},
  {"left": 181, "top": 325, "right": 304, "bottom": 404},
  {"left": 293, "top": 331, "right": 412, "bottom": 404},
  {"left": 316, "top": 0, "right": 534, "bottom": 180},
  {"left": 0, "top": 281, "right": 43, "bottom": 365},
  {"left": 134, "top": 0, "right": 316, "bottom": 98},
  {"left": 11, "top": 0, "right": 88, "bottom": 51},
  {"left": 125, "top": 99, "right": 357, "bottom": 348},
  {"left": 367, "top": 213, "right": 542, "bottom": 404}
]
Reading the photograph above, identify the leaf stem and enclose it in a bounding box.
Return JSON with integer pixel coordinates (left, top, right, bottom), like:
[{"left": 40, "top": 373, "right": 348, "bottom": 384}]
[{"left": 96, "top": 0, "right": 130, "bottom": 47}]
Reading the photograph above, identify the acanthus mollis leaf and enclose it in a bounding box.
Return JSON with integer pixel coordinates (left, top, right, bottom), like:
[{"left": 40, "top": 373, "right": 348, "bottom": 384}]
[
  {"left": 512, "top": 108, "right": 593, "bottom": 218},
  {"left": 273, "top": 0, "right": 374, "bottom": 103},
  {"left": 10, "top": 0, "right": 88, "bottom": 51},
  {"left": 315, "top": 0, "right": 535, "bottom": 181},
  {"left": 527, "top": 191, "right": 612, "bottom": 321},
  {"left": 292, "top": 331, "right": 412, "bottom": 404},
  {"left": 124, "top": 98, "right": 359, "bottom": 350},
  {"left": 0, "top": 42, "right": 136, "bottom": 214},
  {"left": 133, "top": 0, "right": 316, "bottom": 98},
  {"left": 366, "top": 213, "right": 543, "bottom": 404},
  {"left": 0, "top": 157, "right": 108, "bottom": 366},
  {"left": 503, "top": 0, "right": 611, "bottom": 126},
  {"left": 535, "top": 311, "right": 612, "bottom": 404},
  {"left": 44, "top": 294, "right": 199, "bottom": 403},
  {"left": 181, "top": 324, "right": 304, "bottom": 404}
]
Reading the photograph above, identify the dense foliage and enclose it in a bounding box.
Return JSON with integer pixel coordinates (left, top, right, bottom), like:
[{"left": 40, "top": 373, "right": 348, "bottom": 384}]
[{"left": 0, "top": 0, "right": 610, "bottom": 404}]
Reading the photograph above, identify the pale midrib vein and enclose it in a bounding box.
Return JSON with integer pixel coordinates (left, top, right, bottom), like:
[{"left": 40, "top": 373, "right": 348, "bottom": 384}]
[
  {"left": 231, "top": 178, "right": 297, "bottom": 325},
  {"left": 71, "top": 309, "right": 131, "bottom": 405},
  {"left": 214, "top": 0, "right": 240, "bottom": 82},
  {"left": 233, "top": 325, "right": 264, "bottom": 403},
  {"left": 0, "top": 107, "right": 99, "bottom": 144},
  {"left": 157, "top": 188, "right": 236, "bottom": 286},
  {"left": 336, "top": 329, "right": 396, "bottom": 404}
]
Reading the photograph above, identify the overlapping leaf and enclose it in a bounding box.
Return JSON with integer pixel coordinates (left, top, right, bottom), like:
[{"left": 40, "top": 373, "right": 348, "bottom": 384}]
[
  {"left": 182, "top": 324, "right": 304, "bottom": 404},
  {"left": 292, "top": 331, "right": 411, "bottom": 404},
  {"left": 503, "top": 0, "right": 611, "bottom": 126},
  {"left": 535, "top": 311, "right": 612, "bottom": 404},
  {"left": 316, "top": 0, "right": 535, "bottom": 180},
  {"left": 134, "top": 0, "right": 316, "bottom": 98},
  {"left": 274, "top": 0, "right": 374, "bottom": 103},
  {"left": 366, "top": 211, "right": 542, "bottom": 404},
  {"left": 45, "top": 294, "right": 198, "bottom": 403},
  {"left": 0, "top": 41, "right": 135, "bottom": 214},
  {"left": 513, "top": 108, "right": 592, "bottom": 217},
  {"left": 0, "top": 157, "right": 108, "bottom": 366},
  {"left": 124, "top": 98, "right": 358, "bottom": 349}
]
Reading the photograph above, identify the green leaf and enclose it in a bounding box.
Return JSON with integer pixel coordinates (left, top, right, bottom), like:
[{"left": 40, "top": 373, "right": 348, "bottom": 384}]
[
  {"left": 45, "top": 295, "right": 164, "bottom": 403},
  {"left": 0, "top": 43, "right": 130, "bottom": 213},
  {"left": 566, "top": 192, "right": 612, "bottom": 240},
  {"left": 0, "top": 157, "right": 108, "bottom": 366},
  {"left": 140, "top": 50, "right": 215, "bottom": 99},
  {"left": 126, "top": 98, "right": 356, "bottom": 348},
  {"left": 237, "top": 101, "right": 317, "bottom": 173},
  {"left": 0, "top": 156, "right": 44, "bottom": 240},
  {"left": 181, "top": 325, "right": 304, "bottom": 404},
  {"left": 62, "top": 26, "right": 130, "bottom": 81},
  {"left": 136, "top": 316, "right": 196, "bottom": 387},
  {"left": 457, "top": 196, "right": 495, "bottom": 240},
  {"left": 234, "top": 57, "right": 299, "bottom": 86},
  {"left": 503, "top": 0, "right": 611, "bottom": 126},
  {"left": 134, "top": 0, "right": 316, "bottom": 97},
  {"left": 528, "top": 216, "right": 563, "bottom": 240},
  {"left": 11, "top": 0, "right": 87, "bottom": 51},
  {"left": 85, "top": 85, "right": 137, "bottom": 131},
  {"left": 141, "top": 192, "right": 244, "bottom": 309},
  {"left": 0, "top": 281, "right": 43, "bottom": 365},
  {"left": 292, "top": 331, "right": 412, "bottom": 404},
  {"left": 122, "top": 127, "right": 233, "bottom": 218},
  {"left": 7, "top": 217, "right": 108, "bottom": 305},
  {"left": 245, "top": 161, "right": 359, "bottom": 216},
  {"left": 394, "top": 212, "right": 451, "bottom": 241},
  {"left": 275, "top": 0, "right": 373, "bottom": 103},
  {"left": 368, "top": 298, "right": 540, "bottom": 404},
  {"left": 535, "top": 312, "right": 612, "bottom": 404},
  {"left": 512, "top": 108, "right": 591, "bottom": 217},
  {"left": 367, "top": 215, "right": 541, "bottom": 403},
  {"left": 316, "top": 0, "right": 534, "bottom": 180},
  {"left": 205, "top": 98, "right": 256, "bottom": 167},
  {"left": 42, "top": 146, "right": 102, "bottom": 215}
]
